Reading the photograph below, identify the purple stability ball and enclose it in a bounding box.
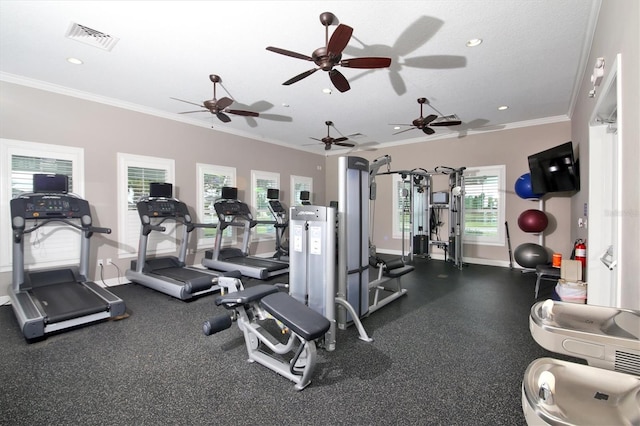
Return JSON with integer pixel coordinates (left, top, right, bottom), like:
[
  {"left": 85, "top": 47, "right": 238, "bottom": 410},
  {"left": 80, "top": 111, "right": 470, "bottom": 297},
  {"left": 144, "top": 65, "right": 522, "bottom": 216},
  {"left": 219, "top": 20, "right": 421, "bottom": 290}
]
[{"left": 518, "top": 209, "right": 549, "bottom": 233}]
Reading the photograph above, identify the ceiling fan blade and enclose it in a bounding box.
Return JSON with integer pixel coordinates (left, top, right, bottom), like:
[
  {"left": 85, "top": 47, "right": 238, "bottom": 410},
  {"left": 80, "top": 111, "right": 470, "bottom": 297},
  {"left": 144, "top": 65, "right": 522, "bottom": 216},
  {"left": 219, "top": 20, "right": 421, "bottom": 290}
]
[
  {"left": 340, "top": 57, "right": 392, "bottom": 69},
  {"left": 178, "top": 110, "right": 209, "bottom": 114},
  {"left": 216, "top": 112, "right": 231, "bottom": 123},
  {"left": 266, "top": 46, "right": 313, "bottom": 61},
  {"left": 170, "top": 97, "right": 205, "bottom": 108},
  {"left": 333, "top": 137, "right": 349, "bottom": 143},
  {"left": 226, "top": 109, "right": 259, "bottom": 117},
  {"left": 430, "top": 119, "right": 463, "bottom": 127},
  {"left": 283, "top": 68, "right": 319, "bottom": 85},
  {"left": 216, "top": 97, "right": 233, "bottom": 109},
  {"left": 423, "top": 114, "right": 438, "bottom": 125},
  {"left": 327, "top": 24, "right": 353, "bottom": 55},
  {"left": 334, "top": 142, "right": 356, "bottom": 147},
  {"left": 422, "top": 127, "right": 436, "bottom": 135},
  {"left": 309, "top": 137, "right": 323, "bottom": 142},
  {"left": 392, "top": 127, "right": 417, "bottom": 135},
  {"left": 329, "top": 69, "right": 350, "bottom": 92}
]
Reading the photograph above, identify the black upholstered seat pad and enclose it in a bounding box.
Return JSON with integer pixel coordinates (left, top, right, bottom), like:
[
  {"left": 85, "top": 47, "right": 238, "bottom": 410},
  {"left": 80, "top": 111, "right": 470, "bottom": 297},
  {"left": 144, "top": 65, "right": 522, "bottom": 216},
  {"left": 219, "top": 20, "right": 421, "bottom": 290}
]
[{"left": 260, "top": 292, "right": 330, "bottom": 341}]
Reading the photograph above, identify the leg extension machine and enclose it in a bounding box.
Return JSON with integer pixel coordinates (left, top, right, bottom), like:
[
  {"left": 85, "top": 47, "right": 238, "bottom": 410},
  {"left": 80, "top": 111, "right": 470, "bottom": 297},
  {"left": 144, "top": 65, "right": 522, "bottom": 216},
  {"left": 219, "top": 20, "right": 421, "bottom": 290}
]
[{"left": 203, "top": 277, "right": 330, "bottom": 390}]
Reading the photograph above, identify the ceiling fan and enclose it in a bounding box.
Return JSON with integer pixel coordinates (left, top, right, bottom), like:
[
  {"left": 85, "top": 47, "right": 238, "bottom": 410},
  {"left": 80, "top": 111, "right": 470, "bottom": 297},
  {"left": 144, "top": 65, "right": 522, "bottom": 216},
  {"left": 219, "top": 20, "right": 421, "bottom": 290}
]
[
  {"left": 171, "top": 74, "right": 259, "bottom": 123},
  {"left": 310, "top": 121, "right": 356, "bottom": 151},
  {"left": 266, "top": 12, "right": 392, "bottom": 93},
  {"left": 391, "top": 97, "right": 462, "bottom": 135}
]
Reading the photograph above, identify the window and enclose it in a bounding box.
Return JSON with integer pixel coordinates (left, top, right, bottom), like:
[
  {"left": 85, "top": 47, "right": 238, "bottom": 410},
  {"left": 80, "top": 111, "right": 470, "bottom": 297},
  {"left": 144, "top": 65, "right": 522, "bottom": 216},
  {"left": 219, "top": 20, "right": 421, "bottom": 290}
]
[
  {"left": 463, "top": 165, "right": 505, "bottom": 245},
  {"left": 1, "top": 139, "right": 84, "bottom": 272},
  {"left": 117, "top": 153, "right": 175, "bottom": 257},
  {"left": 251, "top": 170, "right": 279, "bottom": 241},
  {"left": 392, "top": 174, "right": 411, "bottom": 239},
  {"left": 290, "top": 175, "right": 313, "bottom": 206},
  {"left": 196, "top": 163, "right": 236, "bottom": 248}
]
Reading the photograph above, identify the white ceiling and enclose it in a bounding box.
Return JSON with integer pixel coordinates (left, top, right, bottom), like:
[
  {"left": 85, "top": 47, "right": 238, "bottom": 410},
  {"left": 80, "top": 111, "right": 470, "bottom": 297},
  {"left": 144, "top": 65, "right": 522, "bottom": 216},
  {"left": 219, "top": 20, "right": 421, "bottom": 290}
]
[{"left": 0, "top": 1, "right": 601, "bottom": 154}]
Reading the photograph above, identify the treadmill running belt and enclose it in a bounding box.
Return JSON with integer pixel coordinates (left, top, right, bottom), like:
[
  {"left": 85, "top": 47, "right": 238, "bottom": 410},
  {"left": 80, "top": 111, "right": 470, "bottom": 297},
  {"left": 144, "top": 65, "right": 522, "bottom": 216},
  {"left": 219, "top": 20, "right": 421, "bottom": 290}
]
[
  {"left": 31, "top": 282, "right": 108, "bottom": 324},
  {"left": 153, "top": 267, "right": 214, "bottom": 284},
  {"left": 225, "top": 256, "right": 288, "bottom": 272}
]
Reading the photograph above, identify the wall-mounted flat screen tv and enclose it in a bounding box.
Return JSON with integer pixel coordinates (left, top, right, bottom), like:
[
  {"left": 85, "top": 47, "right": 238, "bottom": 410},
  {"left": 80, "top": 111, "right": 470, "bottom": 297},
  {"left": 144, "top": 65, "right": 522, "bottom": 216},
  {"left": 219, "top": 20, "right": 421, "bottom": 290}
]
[{"left": 528, "top": 141, "right": 580, "bottom": 194}]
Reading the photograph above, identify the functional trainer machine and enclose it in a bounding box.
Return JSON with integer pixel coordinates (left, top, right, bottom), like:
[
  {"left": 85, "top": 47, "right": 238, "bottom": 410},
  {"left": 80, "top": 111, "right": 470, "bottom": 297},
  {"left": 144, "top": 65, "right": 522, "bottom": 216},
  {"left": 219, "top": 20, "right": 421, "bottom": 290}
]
[
  {"left": 202, "top": 187, "right": 289, "bottom": 279},
  {"left": 9, "top": 174, "right": 126, "bottom": 341},
  {"left": 203, "top": 274, "right": 330, "bottom": 390},
  {"left": 370, "top": 160, "right": 466, "bottom": 268},
  {"left": 125, "top": 183, "right": 221, "bottom": 300}
]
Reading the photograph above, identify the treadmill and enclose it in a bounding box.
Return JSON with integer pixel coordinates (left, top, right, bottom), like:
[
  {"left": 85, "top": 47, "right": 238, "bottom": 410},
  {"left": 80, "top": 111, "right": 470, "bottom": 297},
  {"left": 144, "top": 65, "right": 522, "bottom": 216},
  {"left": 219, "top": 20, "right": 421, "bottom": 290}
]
[
  {"left": 202, "top": 187, "right": 288, "bottom": 280},
  {"left": 125, "top": 183, "right": 221, "bottom": 300},
  {"left": 266, "top": 188, "right": 288, "bottom": 261},
  {"left": 9, "top": 174, "right": 126, "bottom": 341}
]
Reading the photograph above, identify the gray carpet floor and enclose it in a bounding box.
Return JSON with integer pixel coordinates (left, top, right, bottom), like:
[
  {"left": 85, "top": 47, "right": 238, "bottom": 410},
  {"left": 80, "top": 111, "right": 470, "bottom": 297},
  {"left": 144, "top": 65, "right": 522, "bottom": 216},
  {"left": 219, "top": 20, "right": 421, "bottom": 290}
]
[{"left": 0, "top": 259, "right": 563, "bottom": 425}]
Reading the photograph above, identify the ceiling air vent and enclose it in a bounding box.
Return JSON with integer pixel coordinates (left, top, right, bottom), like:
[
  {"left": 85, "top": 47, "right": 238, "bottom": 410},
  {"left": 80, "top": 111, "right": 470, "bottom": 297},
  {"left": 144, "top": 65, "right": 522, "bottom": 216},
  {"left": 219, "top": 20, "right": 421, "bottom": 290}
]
[{"left": 65, "top": 22, "right": 119, "bottom": 51}]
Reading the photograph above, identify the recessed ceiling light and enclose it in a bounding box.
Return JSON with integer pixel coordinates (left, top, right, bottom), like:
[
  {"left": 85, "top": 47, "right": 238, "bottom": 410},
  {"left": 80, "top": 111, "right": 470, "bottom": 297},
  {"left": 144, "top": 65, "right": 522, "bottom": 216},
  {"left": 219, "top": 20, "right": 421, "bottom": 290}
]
[
  {"left": 466, "top": 38, "right": 483, "bottom": 47},
  {"left": 498, "top": 105, "right": 509, "bottom": 111},
  {"left": 282, "top": 103, "right": 290, "bottom": 108},
  {"left": 393, "top": 126, "right": 401, "bottom": 130},
  {"left": 322, "top": 88, "right": 332, "bottom": 94},
  {"left": 66, "top": 57, "right": 83, "bottom": 65}
]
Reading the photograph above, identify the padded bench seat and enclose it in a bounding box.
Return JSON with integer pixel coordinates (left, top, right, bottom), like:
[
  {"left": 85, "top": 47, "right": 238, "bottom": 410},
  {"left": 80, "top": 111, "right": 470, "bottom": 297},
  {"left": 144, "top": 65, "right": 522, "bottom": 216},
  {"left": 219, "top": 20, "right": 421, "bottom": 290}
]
[
  {"left": 260, "top": 291, "right": 330, "bottom": 341},
  {"left": 384, "top": 264, "right": 415, "bottom": 278}
]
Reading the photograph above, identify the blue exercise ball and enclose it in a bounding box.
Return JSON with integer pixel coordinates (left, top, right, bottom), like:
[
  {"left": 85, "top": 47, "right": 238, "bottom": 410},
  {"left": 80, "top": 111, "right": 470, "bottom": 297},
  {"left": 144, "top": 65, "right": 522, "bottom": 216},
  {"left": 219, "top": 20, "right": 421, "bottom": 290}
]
[
  {"left": 514, "top": 243, "right": 549, "bottom": 268},
  {"left": 515, "top": 173, "right": 543, "bottom": 199}
]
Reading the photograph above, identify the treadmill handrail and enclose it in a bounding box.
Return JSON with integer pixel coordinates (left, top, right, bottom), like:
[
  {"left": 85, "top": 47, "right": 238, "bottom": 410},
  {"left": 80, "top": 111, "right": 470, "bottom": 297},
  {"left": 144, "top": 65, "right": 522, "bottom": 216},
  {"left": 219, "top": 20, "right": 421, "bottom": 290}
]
[{"left": 15, "top": 218, "right": 111, "bottom": 241}]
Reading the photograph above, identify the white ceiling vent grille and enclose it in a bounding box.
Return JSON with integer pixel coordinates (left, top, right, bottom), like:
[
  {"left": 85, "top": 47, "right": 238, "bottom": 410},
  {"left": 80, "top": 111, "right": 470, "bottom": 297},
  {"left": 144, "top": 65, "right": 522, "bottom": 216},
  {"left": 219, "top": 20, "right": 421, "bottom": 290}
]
[{"left": 65, "top": 22, "right": 119, "bottom": 51}]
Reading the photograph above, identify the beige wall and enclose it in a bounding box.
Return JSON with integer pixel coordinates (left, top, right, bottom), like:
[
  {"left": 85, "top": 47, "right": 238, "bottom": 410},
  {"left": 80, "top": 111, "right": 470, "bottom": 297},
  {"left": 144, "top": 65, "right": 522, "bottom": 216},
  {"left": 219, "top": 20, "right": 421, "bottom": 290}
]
[
  {"left": 0, "top": 81, "right": 326, "bottom": 295},
  {"left": 325, "top": 121, "right": 574, "bottom": 266},
  {"left": 569, "top": 0, "right": 639, "bottom": 308}
]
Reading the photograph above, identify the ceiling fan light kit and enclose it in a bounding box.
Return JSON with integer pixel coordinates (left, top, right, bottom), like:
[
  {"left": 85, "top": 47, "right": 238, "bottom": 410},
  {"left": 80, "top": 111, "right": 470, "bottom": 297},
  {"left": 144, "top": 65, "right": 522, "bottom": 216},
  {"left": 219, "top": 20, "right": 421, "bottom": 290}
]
[
  {"left": 391, "top": 97, "right": 462, "bottom": 136},
  {"left": 266, "top": 12, "right": 392, "bottom": 93},
  {"left": 309, "top": 120, "right": 356, "bottom": 151},
  {"left": 171, "top": 74, "right": 259, "bottom": 124}
]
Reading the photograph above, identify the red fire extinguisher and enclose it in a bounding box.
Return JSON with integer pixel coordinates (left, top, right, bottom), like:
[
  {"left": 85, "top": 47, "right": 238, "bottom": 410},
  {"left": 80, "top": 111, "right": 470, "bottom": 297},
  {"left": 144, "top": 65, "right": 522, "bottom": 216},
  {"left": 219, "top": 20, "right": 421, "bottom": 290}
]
[{"left": 574, "top": 239, "right": 586, "bottom": 269}]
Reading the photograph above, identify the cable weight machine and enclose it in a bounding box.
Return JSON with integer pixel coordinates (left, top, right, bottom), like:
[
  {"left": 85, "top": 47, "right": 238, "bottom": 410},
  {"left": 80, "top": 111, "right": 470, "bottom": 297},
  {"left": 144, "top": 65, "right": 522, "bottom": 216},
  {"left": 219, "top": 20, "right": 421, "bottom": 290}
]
[{"left": 371, "top": 163, "right": 466, "bottom": 268}]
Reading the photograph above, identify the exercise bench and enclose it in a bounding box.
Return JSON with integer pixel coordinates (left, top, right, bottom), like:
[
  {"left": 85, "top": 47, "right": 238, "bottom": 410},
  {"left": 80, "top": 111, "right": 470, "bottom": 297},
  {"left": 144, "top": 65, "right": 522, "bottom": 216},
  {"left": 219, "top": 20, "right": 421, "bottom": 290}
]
[
  {"left": 203, "top": 278, "right": 330, "bottom": 390},
  {"left": 368, "top": 256, "right": 413, "bottom": 314}
]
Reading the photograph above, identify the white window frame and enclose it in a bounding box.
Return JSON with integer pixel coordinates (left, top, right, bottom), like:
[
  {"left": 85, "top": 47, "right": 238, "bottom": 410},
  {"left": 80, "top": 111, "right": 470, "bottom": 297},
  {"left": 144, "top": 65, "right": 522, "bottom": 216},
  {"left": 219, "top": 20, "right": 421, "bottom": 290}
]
[
  {"left": 392, "top": 174, "right": 411, "bottom": 239},
  {"left": 463, "top": 165, "right": 506, "bottom": 246},
  {"left": 196, "top": 163, "right": 236, "bottom": 248},
  {"left": 1, "top": 139, "right": 85, "bottom": 272},
  {"left": 117, "top": 153, "right": 175, "bottom": 258},
  {"left": 251, "top": 170, "right": 280, "bottom": 242},
  {"left": 290, "top": 175, "right": 313, "bottom": 206}
]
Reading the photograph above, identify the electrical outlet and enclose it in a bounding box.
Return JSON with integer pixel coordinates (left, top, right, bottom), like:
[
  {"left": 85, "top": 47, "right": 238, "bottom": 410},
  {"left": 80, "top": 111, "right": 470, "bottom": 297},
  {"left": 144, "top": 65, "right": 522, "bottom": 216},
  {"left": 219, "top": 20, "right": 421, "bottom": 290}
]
[
  {"left": 98, "top": 259, "right": 104, "bottom": 267},
  {"left": 106, "top": 258, "right": 113, "bottom": 265}
]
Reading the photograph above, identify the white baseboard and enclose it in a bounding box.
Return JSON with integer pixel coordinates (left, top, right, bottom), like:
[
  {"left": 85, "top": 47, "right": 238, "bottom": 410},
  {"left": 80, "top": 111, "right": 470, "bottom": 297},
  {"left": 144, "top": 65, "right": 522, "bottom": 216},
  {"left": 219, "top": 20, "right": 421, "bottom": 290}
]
[{"left": 375, "top": 248, "right": 515, "bottom": 269}]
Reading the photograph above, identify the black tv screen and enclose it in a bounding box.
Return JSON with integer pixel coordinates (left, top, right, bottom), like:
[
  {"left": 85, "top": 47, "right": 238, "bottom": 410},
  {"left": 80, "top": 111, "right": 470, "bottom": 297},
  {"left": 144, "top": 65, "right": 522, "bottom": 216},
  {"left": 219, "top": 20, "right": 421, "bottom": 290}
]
[
  {"left": 149, "top": 182, "right": 173, "bottom": 198},
  {"left": 528, "top": 141, "right": 580, "bottom": 194},
  {"left": 33, "top": 174, "right": 68, "bottom": 193}
]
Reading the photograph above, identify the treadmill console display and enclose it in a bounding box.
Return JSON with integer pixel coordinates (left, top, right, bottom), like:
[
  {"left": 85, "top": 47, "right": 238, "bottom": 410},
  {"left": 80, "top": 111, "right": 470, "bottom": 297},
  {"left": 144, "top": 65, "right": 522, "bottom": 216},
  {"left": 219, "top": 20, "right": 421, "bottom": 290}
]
[
  {"left": 11, "top": 194, "right": 87, "bottom": 220},
  {"left": 138, "top": 198, "right": 188, "bottom": 219},
  {"left": 215, "top": 200, "right": 253, "bottom": 218}
]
